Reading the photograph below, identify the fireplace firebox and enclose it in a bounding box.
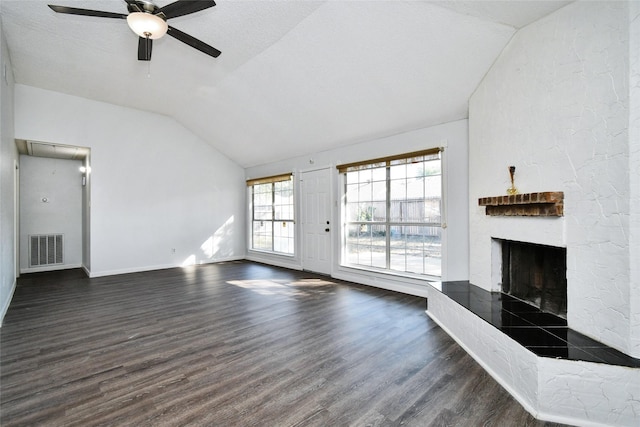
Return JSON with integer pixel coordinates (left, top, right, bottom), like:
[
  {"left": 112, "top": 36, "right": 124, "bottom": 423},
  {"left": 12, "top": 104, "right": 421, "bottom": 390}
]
[{"left": 500, "top": 239, "right": 567, "bottom": 318}]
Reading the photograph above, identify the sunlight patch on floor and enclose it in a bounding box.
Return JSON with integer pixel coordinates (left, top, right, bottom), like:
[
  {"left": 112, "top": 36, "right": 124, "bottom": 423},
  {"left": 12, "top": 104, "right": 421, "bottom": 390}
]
[{"left": 226, "top": 278, "right": 336, "bottom": 297}]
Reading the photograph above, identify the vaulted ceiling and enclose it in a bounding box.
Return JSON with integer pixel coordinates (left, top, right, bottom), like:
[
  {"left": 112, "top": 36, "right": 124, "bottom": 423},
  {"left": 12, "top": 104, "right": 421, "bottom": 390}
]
[{"left": 0, "top": 0, "right": 571, "bottom": 167}]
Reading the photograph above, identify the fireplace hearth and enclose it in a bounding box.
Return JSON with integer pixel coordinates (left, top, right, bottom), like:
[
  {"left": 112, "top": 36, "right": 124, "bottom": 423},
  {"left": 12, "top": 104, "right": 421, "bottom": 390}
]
[
  {"left": 427, "top": 280, "right": 640, "bottom": 367},
  {"left": 499, "top": 239, "right": 567, "bottom": 318}
]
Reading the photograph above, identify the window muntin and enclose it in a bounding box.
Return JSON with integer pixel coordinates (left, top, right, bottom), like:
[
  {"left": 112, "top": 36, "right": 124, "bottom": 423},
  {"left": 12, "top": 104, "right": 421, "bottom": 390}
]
[
  {"left": 249, "top": 175, "right": 294, "bottom": 255},
  {"left": 340, "top": 150, "right": 442, "bottom": 277}
]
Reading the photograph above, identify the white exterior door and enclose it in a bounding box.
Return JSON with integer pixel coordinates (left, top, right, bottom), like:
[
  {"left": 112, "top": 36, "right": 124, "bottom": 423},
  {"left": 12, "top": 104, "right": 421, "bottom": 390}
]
[{"left": 301, "top": 168, "right": 332, "bottom": 274}]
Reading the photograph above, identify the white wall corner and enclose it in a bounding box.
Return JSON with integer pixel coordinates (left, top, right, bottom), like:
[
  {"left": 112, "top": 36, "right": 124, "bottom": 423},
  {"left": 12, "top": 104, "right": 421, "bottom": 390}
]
[
  {"left": 0, "top": 278, "right": 16, "bottom": 327},
  {"left": 628, "top": 0, "right": 640, "bottom": 359}
]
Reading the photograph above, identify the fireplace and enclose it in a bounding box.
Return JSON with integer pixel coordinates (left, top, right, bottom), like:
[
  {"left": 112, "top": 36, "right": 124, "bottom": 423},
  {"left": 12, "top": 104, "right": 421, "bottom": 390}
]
[{"left": 498, "top": 239, "right": 567, "bottom": 318}]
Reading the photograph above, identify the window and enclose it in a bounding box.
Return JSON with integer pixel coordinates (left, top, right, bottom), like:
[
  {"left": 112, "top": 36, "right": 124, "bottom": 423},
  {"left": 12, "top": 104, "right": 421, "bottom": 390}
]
[
  {"left": 248, "top": 174, "right": 294, "bottom": 255},
  {"left": 338, "top": 148, "right": 442, "bottom": 277}
]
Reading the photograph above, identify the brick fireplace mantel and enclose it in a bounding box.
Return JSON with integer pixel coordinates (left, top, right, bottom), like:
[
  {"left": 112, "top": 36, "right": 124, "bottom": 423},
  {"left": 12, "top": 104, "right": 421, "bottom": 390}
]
[{"left": 478, "top": 191, "right": 564, "bottom": 217}]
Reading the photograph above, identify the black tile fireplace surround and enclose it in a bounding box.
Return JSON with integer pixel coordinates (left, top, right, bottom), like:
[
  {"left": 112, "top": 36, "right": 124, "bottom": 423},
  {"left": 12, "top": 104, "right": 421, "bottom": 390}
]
[{"left": 429, "top": 281, "right": 640, "bottom": 368}]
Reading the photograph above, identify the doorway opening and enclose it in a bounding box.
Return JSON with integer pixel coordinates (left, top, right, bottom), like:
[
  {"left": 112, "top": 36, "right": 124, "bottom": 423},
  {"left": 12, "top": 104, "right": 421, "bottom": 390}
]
[{"left": 15, "top": 140, "right": 91, "bottom": 275}]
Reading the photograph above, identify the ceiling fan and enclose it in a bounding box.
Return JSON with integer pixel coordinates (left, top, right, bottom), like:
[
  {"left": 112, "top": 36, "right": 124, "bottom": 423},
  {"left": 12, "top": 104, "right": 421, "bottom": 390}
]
[{"left": 48, "top": 0, "right": 221, "bottom": 61}]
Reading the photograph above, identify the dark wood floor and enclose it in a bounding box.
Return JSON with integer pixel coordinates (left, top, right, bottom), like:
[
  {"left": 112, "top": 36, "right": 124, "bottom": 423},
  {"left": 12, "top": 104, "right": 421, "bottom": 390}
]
[{"left": 1, "top": 261, "right": 568, "bottom": 426}]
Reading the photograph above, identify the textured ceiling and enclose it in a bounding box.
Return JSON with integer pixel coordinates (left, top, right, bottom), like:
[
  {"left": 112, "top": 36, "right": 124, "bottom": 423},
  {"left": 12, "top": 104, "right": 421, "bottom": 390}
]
[{"left": 0, "top": 0, "right": 571, "bottom": 167}]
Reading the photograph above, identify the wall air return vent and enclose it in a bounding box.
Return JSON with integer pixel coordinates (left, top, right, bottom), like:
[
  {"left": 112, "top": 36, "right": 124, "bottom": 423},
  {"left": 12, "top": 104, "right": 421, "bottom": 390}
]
[{"left": 30, "top": 234, "right": 64, "bottom": 267}]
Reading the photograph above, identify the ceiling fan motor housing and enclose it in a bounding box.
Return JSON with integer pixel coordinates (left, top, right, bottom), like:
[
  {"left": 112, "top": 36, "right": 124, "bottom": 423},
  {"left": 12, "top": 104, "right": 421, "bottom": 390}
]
[
  {"left": 140, "top": 1, "right": 157, "bottom": 13},
  {"left": 127, "top": 1, "right": 159, "bottom": 14}
]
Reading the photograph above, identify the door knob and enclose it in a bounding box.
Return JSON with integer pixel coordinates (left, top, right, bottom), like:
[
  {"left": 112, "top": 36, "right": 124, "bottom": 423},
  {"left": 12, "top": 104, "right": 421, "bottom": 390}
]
[{"left": 325, "top": 228, "right": 330, "bottom": 232}]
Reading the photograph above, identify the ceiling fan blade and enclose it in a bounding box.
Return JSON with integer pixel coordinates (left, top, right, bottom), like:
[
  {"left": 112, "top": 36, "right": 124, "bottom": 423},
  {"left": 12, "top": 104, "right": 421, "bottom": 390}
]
[
  {"left": 167, "top": 26, "right": 221, "bottom": 58},
  {"left": 48, "top": 5, "right": 127, "bottom": 19},
  {"left": 138, "top": 37, "right": 152, "bottom": 61},
  {"left": 158, "top": 0, "right": 216, "bottom": 20}
]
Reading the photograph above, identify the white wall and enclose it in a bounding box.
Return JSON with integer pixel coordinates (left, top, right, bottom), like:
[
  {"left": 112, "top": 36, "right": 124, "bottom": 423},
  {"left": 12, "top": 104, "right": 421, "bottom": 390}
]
[
  {"left": 0, "top": 17, "right": 17, "bottom": 324},
  {"left": 19, "top": 156, "right": 83, "bottom": 272},
  {"left": 14, "top": 85, "right": 246, "bottom": 277},
  {"left": 469, "top": 0, "right": 637, "bottom": 357},
  {"left": 245, "top": 119, "right": 469, "bottom": 296}
]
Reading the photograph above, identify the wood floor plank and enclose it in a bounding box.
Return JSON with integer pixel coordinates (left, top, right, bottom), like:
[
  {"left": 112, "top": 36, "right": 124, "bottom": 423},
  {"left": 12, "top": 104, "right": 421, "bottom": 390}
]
[{"left": 1, "top": 261, "right": 570, "bottom": 426}]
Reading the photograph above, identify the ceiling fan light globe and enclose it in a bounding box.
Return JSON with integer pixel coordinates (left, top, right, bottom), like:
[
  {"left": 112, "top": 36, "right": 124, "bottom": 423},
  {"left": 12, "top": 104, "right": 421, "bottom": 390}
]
[{"left": 126, "top": 12, "right": 167, "bottom": 39}]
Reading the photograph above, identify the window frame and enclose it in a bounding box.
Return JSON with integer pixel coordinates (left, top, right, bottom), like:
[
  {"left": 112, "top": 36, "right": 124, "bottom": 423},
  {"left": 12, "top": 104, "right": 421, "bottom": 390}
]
[
  {"left": 247, "top": 173, "right": 295, "bottom": 256},
  {"left": 337, "top": 148, "right": 443, "bottom": 278}
]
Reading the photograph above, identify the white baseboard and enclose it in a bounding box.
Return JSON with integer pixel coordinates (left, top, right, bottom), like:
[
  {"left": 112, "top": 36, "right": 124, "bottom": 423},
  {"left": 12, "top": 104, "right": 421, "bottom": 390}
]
[
  {"left": 333, "top": 268, "right": 430, "bottom": 298},
  {"left": 198, "top": 256, "right": 245, "bottom": 266},
  {"left": 89, "top": 256, "right": 245, "bottom": 278},
  {"left": 20, "top": 264, "right": 82, "bottom": 274},
  {"left": 245, "top": 253, "right": 302, "bottom": 271},
  {"left": 242, "top": 257, "right": 432, "bottom": 297}
]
